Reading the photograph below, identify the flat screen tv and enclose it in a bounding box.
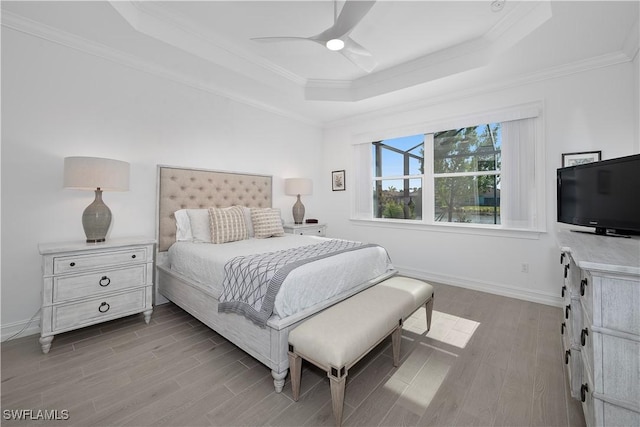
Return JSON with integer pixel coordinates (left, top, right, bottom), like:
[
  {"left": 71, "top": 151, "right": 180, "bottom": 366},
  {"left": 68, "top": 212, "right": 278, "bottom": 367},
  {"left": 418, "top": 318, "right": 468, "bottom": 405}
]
[{"left": 557, "top": 153, "right": 640, "bottom": 236}]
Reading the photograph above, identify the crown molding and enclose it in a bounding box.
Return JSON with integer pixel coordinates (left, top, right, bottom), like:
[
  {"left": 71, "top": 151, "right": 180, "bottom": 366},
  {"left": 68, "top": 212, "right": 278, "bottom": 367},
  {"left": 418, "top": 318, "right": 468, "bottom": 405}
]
[
  {"left": 111, "top": 1, "right": 308, "bottom": 88},
  {"left": 325, "top": 50, "right": 633, "bottom": 128},
  {"left": 1, "top": 10, "right": 322, "bottom": 128}
]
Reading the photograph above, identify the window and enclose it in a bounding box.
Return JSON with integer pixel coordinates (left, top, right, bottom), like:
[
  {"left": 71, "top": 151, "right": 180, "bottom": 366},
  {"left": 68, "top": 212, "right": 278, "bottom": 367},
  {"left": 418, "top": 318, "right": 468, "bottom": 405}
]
[
  {"left": 372, "top": 135, "right": 424, "bottom": 220},
  {"left": 433, "top": 124, "right": 501, "bottom": 225},
  {"left": 353, "top": 109, "right": 542, "bottom": 232}
]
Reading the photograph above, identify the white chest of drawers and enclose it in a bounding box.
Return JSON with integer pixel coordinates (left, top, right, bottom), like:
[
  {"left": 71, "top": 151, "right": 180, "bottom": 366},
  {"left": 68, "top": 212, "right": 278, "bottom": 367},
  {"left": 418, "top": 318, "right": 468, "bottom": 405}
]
[
  {"left": 557, "top": 229, "right": 640, "bottom": 427},
  {"left": 38, "top": 237, "right": 155, "bottom": 354},
  {"left": 283, "top": 223, "right": 327, "bottom": 237}
]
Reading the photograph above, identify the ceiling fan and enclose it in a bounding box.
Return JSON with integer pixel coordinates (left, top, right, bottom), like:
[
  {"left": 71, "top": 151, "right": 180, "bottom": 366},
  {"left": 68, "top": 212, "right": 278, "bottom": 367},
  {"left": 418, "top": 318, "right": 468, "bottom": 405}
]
[{"left": 251, "top": 0, "right": 378, "bottom": 73}]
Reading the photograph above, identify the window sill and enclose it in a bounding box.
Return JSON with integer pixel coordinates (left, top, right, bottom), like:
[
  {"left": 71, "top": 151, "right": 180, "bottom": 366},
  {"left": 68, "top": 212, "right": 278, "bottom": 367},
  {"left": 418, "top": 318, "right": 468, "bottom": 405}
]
[{"left": 349, "top": 218, "right": 545, "bottom": 240}]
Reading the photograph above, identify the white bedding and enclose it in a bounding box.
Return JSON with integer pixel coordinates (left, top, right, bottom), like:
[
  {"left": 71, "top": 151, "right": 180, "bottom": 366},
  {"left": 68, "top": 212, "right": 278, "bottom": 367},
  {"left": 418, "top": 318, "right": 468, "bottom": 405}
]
[{"left": 168, "top": 234, "right": 394, "bottom": 318}]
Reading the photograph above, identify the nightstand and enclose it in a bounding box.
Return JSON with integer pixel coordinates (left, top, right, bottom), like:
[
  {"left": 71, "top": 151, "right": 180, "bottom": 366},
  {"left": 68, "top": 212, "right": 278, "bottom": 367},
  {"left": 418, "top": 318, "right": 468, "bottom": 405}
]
[
  {"left": 283, "top": 223, "right": 327, "bottom": 237},
  {"left": 38, "top": 237, "right": 155, "bottom": 354}
]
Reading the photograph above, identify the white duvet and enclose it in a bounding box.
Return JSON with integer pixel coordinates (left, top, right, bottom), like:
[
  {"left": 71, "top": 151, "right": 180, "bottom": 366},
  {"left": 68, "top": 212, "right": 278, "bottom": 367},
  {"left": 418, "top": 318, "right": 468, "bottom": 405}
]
[{"left": 168, "top": 235, "right": 394, "bottom": 318}]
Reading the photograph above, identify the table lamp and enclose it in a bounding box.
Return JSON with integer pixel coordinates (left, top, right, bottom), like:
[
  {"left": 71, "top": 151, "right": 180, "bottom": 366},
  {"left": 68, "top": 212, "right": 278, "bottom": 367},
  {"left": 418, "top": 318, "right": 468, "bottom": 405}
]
[
  {"left": 284, "top": 178, "right": 313, "bottom": 224},
  {"left": 64, "top": 156, "right": 130, "bottom": 242}
]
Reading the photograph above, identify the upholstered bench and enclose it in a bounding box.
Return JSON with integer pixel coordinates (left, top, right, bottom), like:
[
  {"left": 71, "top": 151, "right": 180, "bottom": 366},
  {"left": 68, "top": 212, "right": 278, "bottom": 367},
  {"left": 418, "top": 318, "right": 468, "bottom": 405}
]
[{"left": 287, "top": 276, "right": 434, "bottom": 426}]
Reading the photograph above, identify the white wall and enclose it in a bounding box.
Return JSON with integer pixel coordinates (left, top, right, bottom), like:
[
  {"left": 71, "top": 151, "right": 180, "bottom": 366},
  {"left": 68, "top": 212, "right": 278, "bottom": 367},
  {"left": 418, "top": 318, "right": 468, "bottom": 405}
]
[
  {"left": 321, "top": 61, "right": 638, "bottom": 306},
  {"left": 1, "top": 28, "right": 323, "bottom": 339}
]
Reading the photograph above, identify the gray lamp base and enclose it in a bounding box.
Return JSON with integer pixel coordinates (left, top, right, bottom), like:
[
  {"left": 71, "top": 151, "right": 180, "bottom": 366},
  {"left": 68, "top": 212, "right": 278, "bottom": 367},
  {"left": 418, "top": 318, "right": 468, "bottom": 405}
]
[
  {"left": 82, "top": 188, "right": 112, "bottom": 243},
  {"left": 292, "top": 195, "right": 306, "bottom": 225}
]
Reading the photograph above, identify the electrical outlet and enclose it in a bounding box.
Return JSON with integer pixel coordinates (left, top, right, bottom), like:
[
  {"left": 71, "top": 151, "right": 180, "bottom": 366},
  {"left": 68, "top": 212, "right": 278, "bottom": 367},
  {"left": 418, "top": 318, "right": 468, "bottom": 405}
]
[{"left": 521, "top": 263, "right": 529, "bottom": 273}]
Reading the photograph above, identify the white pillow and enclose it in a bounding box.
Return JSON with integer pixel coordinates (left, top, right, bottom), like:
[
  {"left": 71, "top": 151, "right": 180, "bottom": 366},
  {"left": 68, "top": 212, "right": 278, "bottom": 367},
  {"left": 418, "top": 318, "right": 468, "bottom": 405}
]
[
  {"left": 187, "top": 209, "right": 212, "bottom": 243},
  {"left": 251, "top": 208, "right": 285, "bottom": 239},
  {"left": 240, "top": 206, "right": 255, "bottom": 238},
  {"left": 174, "top": 209, "right": 194, "bottom": 241},
  {"left": 179, "top": 207, "right": 254, "bottom": 243},
  {"left": 208, "top": 206, "right": 248, "bottom": 244}
]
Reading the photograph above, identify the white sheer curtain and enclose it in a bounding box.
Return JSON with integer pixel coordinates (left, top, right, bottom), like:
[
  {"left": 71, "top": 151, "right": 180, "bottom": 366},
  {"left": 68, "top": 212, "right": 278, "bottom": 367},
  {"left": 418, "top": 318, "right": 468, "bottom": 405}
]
[
  {"left": 500, "top": 117, "right": 538, "bottom": 229},
  {"left": 351, "top": 142, "right": 373, "bottom": 219}
]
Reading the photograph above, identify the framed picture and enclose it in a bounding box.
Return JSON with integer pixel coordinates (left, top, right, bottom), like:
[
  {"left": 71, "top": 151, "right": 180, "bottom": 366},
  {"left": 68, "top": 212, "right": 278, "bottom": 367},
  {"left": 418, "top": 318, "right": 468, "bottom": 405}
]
[
  {"left": 562, "top": 151, "right": 601, "bottom": 167},
  {"left": 332, "top": 170, "right": 345, "bottom": 191}
]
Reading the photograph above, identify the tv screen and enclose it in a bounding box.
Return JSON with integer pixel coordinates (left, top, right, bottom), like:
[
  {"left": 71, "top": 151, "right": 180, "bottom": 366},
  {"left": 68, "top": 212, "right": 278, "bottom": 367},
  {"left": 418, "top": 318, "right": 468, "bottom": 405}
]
[{"left": 557, "top": 153, "right": 640, "bottom": 235}]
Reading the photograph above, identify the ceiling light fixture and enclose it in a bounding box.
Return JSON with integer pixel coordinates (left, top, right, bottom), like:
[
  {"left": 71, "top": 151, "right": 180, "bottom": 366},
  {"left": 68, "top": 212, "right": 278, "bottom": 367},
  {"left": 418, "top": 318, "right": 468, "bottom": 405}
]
[{"left": 326, "top": 38, "right": 345, "bottom": 51}]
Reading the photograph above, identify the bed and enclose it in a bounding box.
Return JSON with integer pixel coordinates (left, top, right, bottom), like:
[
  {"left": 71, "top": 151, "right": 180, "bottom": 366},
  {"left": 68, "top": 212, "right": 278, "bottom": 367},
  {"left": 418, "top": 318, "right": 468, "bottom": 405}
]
[{"left": 155, "top": 165, "right": 396, "bottom": 392}]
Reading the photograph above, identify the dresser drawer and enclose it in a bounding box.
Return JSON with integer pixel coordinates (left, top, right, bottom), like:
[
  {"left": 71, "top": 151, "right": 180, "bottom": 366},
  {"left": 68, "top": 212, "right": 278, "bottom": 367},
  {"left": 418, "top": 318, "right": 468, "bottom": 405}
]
[
  {"left": 595, "top": 332, "right": 640, "bottom": 403},
  {"left": 53, "top": 247, "right": 147, "bottom": 274},
  {"left": 565, "top": 346, "right": 583, "bottom": 400},
  {"left": 581, "top": 367, "right": 595, "bottom": 427},
  {"left": 52, "top": 289, "right": 146, "bottom": 331},
  {"left": 565, "top": 296, "right": 583, "bottom": 348},
  {"left": 52, "top": 265, "right": 147, "bottom": 303},
  {"left": 597, "top": 275, "right": 640, "bottom": 335},
  {"left": 580, "top": 270, "right": 594, "bottom": 327}
]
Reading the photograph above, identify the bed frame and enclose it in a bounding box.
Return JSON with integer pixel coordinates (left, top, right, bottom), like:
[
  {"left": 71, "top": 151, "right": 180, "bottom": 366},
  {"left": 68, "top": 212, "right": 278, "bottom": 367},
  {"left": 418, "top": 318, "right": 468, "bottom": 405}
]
[{"left": 155, "top": 165, "right": 395, "bottom": 392}]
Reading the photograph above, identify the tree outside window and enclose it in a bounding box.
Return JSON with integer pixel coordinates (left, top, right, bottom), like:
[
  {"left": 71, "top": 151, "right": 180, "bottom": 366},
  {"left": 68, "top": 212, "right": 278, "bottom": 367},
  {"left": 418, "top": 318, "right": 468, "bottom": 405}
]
[{"left": 371, "top": 123, "right": 501, "bottom": 225}]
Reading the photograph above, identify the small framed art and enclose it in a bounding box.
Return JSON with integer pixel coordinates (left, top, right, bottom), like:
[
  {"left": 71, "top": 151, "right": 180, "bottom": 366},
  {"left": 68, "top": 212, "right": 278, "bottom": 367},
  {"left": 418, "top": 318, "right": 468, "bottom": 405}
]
[
  {"left": 562, "top": 151, "right": 601, "bottom": 167},
  {"left": 332, "top": 170, "right": 345, "bottom": 191}
]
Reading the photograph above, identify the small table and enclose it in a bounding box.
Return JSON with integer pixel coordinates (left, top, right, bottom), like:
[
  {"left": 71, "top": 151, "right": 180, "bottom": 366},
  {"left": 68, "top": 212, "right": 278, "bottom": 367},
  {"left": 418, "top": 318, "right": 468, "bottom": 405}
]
[{"left": 38, "top": 237, "right": 155, "bottom": 354}]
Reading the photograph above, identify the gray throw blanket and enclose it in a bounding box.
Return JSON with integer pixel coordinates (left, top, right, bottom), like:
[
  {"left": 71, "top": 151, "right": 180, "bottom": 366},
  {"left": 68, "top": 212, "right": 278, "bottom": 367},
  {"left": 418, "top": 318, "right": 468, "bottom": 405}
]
[{"left": 218, "top": 239, "right": 380, "bottom": 327}]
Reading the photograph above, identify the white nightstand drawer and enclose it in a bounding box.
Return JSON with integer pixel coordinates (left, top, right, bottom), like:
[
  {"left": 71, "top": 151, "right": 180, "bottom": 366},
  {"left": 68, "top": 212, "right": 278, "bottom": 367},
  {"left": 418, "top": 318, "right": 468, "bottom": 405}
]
[
  {"left": 283, "top": 223, "right": 327, "bottom": 237},
  {"left": 53, "top": 247, "right": 147, "bottom": 274},
  {"left": 52, "top": 289, "right": 146, "bottom": 331},
  {"left": 52, "top": 265, "right": 147, "bottom": 303}
]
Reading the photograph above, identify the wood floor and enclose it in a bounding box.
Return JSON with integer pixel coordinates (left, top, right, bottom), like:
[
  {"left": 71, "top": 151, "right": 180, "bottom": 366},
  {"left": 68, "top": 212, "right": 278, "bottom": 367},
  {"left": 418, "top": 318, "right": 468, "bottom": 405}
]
[{"left": 1, "top": 283, "right": 586, "bottom": 427}]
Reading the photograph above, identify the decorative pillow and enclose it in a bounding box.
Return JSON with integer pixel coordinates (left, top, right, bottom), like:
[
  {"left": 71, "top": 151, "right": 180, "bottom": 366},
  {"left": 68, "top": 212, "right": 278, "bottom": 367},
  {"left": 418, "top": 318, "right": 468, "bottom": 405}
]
[
  {"left": 174, "top": 209, "right": 194, "bottom": 241},
  {"left": 251, "top": 208, "right": 285, "bottom": 239},
  {"left": 240, "top": 206, "right": 255, "bottom": 238},
  {"left": 186, "top": 209, "right": 212, "bottom": 243},
  {"left": 208, "top": 206, "right": 248, "bottom": 244}
]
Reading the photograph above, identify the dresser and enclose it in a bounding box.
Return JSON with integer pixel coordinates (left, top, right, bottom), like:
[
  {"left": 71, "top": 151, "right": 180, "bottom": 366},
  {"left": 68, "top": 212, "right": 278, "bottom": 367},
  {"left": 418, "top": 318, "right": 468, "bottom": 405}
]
[
  {"left": 283, "top": 223, "right": 327, "bottom": 237},
  {"left": 557, "top": 229, "right": 640, "bottom": 427},
  {"left": 38, "top": 237, "right": 155, "bottom": 354}
]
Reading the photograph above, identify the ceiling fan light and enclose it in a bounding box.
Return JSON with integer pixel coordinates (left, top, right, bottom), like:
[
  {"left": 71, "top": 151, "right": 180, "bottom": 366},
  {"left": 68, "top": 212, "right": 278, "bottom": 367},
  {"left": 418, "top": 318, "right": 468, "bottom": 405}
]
[{"left": 326, "top": 39, "right": 345, "bottom": 51}]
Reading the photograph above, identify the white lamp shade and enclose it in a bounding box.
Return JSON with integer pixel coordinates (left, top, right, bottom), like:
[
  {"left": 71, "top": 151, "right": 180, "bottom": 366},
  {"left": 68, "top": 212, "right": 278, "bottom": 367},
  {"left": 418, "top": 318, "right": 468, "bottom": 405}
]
[
  {"left": 64, "top": 157, "right": 130, "bottom": 191},
  {"left": 284, "top": 178, "right": 313, "bottom": 196}
]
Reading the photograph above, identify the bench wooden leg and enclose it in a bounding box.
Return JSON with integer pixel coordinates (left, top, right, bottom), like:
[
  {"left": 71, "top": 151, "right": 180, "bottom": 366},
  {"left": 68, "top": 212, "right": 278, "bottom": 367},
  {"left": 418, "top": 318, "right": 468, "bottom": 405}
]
[
  {"left": 391, "top": 325, "right": 402, "bottom": 367},
  {"left": 329, "top": 374, "right": 346, "bottom": 427},
  {"left": 425, "top": 293, "right": 434, "bottom": 332},
  {"left": 288, "top": 352, "right": 302, "bottom": 401}
]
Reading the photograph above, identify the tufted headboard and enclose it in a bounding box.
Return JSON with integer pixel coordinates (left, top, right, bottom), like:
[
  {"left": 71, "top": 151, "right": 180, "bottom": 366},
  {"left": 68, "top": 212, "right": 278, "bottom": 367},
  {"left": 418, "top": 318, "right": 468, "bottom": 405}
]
[{"left": 156, "top": 166, "right": 272, "bottom": 252}]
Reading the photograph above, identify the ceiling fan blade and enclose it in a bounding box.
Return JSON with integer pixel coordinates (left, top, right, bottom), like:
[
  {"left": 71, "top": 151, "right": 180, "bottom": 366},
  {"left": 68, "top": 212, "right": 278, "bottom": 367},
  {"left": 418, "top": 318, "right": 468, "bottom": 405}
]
[
  {"left": 250, "top": 36, "right": 316, "bottom": 44},
  {"left": 315, "top": 0, "right": 376, "bottom": 41},
  {"left": 341, "top": 40, "right": 378, "bottom": 73},
  {"left": 343, "top": 37, "right": 373, "bottom": 57}
]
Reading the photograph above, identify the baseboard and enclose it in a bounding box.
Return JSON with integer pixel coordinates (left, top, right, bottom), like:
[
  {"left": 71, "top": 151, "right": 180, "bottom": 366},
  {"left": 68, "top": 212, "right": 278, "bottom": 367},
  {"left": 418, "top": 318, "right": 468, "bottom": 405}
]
[
  {"left": 395, "top": 265, "right": 562, "bottom": 307},
  {"left": 2, "top": 317, "right": 41, "bottom": 342}
]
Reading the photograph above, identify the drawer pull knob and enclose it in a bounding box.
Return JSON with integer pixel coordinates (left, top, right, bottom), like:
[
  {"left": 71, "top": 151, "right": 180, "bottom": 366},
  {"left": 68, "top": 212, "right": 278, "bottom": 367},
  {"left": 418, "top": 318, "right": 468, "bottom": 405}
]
[
  {"left": 70, "top": 262, "right": 76, "bottom": 267},
  {"left": 580, "top": 278, "right": 588, "bottom": 296},
  {"left": 565, "top": 304, "right": 571, "bottom": 319},
  {"left": 565, "top": 349, "right": 570, "bottom": 364},
  {"left": 581, "top": 328, "right": 589, "bottom": 346},
  {"left": 561, "top": 285, "right": 567, "bottom": 298},
  {"left": 98, "top": 302, "right": 110, "bottom": 313},
  {"left": 99, "top": 276, "right": 111, "bottom": 287},
  {"left": 564, "top": 265, "right": 569, "bottom": 278},
  {"left": 580, "top": 383, "right": 589, "bottom": 402},
  {"left": 561, "top": 322, "right": 566, "bottom": 335},
  {"left": 560, "top": 253, "right": 565, "bottom": 264},
  {"left": 131, "top": 254, "right": 136, "bottom": 259}
]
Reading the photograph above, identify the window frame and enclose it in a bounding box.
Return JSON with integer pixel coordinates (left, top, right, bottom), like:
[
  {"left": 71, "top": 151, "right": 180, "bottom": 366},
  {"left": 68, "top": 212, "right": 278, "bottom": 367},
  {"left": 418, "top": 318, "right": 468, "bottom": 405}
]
[{"left": 351, "top": 103, "right": 546, "bottom": 236}]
